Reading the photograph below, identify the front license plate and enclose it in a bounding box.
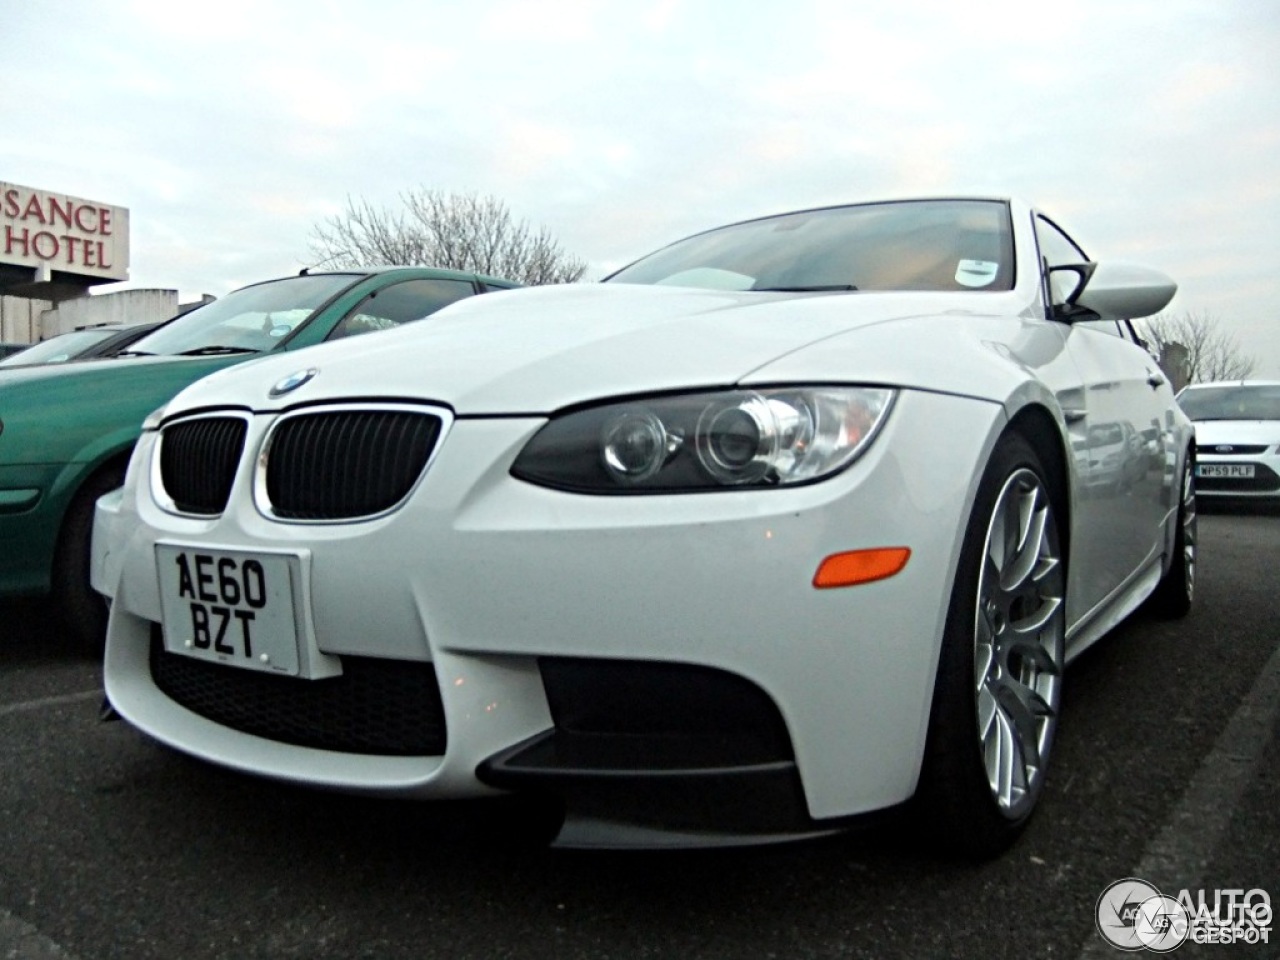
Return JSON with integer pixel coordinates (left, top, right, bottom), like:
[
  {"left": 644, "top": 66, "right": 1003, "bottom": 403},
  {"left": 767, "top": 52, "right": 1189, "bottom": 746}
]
[
  {"left": 1197, "top": 463, "right": 1255, "bottom": 479},
  {"left": 156, "top": 545, "right": 301, "bottom": 675}
]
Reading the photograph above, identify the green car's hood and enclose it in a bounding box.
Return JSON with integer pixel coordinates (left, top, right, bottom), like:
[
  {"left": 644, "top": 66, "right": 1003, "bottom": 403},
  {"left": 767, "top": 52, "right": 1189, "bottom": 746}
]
[{"left": 0, "top": 353, "right": 258, "bottom": 466}]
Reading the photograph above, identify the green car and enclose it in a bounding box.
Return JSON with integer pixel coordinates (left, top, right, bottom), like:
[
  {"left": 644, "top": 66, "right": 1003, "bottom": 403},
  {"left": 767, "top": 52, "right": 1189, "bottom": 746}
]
[{"left": 0, "top": 267, "right": 517, "bottom": 648}]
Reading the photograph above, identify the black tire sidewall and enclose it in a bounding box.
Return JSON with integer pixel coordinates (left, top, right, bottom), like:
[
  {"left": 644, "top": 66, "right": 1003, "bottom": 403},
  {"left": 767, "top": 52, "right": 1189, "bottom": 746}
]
[
  {"left": 1147, "top": 451, "right": 1194, "bottom": 618},
  {"left": 916, "top": 432, "right": 1060, "bottom": 857},
  {"left": 53, "top": 463, "right": 126, "bottom": 654}
]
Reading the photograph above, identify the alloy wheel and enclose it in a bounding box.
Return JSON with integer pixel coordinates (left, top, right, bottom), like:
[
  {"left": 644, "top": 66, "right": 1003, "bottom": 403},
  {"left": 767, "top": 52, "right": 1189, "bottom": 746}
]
[{"left": 973, "top": 468, "right": 1066, "bottom": 818}]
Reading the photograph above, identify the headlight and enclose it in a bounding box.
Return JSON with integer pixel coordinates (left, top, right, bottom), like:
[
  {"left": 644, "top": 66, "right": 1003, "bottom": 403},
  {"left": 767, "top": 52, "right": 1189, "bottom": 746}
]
[{"left": 512, "top": 387, "right": 896, "bottom": 493}]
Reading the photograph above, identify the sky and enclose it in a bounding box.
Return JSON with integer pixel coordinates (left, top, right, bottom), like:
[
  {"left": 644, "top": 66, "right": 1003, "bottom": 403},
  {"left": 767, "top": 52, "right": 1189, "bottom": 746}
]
[{"left": 3, "top": 0, "right": 1279, "bottom": 374}]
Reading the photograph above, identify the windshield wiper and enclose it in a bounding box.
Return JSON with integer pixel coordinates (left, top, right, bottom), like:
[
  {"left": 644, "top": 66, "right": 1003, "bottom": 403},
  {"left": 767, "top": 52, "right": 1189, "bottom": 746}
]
[
  {"left": 113, "top": 350, "right": 155, "bottom": 357},
  {"left": 753, "top": 284, "right": 858, "bottom": 292},
  {"left": 178, "top": 345, "right": 261, "bottom": 356}
]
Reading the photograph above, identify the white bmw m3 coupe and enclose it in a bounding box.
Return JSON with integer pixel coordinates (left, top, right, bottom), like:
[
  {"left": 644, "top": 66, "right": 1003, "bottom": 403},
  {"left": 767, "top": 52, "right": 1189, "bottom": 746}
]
[{"left": 94, "top": 197, "right": 1196, "bottom": 856}]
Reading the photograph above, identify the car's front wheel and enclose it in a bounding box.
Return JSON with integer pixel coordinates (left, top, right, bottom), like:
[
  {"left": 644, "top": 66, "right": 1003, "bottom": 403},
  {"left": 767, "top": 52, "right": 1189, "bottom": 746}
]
[{"left": 916, "top": 433, "right": 1066, "bottom": 857}]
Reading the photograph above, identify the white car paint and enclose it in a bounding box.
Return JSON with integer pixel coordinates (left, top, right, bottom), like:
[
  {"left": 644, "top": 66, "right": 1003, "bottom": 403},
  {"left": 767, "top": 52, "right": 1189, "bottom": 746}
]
[{"left": 94, "top": 197, "right": 1194, "bottom": 851}]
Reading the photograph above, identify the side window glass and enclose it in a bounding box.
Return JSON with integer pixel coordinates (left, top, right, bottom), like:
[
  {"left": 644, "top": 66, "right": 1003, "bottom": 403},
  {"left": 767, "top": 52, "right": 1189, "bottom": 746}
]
[
  {"left": 1035, "top": 216, "right": 1089, "bottom": 306},
  {"left": 328, "top": 279, "right": 475, "bottom": 340}
]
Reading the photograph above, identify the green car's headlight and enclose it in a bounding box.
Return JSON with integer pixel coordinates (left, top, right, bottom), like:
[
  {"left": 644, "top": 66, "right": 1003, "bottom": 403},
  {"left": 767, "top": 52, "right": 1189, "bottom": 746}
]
[{"left": 511, "top": 387, "right": 896, "bottom": 493}]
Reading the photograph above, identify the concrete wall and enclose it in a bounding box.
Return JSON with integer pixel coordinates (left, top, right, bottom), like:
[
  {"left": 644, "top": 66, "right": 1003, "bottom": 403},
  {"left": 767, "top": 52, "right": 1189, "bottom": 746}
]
[
  {"left": 45, "top": 288, "right": 179, "bottom": 337},
  {"left": 0, "top": 295, "right": 51, "bottom": 343}
]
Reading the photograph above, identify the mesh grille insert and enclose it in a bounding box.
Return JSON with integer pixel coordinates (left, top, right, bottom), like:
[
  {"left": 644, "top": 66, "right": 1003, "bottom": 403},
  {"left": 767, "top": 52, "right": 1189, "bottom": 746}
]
[{"left": 149, "top": 626, "right": 447, "bottom": 756}]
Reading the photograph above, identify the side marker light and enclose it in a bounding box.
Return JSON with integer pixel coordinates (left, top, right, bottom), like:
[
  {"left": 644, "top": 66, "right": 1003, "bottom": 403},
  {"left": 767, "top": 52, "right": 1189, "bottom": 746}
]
[{"left": 813, "top": 547, "right": 911, "bottom": 589}]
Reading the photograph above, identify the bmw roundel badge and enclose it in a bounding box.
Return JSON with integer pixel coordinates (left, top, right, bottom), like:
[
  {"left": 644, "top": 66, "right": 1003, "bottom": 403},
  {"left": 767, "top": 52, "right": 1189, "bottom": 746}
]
[{"left": 270, "top": 367, "right": 318, "bottom": 398}]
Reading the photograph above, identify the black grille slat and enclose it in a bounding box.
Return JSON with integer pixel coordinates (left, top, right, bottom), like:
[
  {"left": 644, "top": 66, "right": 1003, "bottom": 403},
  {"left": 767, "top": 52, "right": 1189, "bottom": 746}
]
[
  {"left": 159, "top": 417, "right": 248, "bottom": 515},
  {"left": 266, "top": 410, "right": 441, "bottom": 520},
  {"left": 149, "top": 627, "right": 446, "bottom": 756}
]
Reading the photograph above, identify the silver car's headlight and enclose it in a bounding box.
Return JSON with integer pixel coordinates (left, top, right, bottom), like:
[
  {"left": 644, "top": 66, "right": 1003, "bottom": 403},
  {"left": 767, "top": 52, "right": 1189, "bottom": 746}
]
[{"left": 511, "top": 387, "right": 896, "bottom": 493}]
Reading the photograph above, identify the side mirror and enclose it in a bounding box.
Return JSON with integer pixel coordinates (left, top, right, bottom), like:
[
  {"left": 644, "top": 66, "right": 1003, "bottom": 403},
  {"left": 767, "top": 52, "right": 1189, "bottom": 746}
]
[{"left": 1051, "top": 261, "right": 1176, "bottom": 323}]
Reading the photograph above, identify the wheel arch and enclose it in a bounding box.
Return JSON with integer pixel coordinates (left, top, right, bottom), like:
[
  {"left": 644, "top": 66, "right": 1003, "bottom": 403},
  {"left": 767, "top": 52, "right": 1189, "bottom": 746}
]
[
  {"left": 1004, "top": 403, "right": 1072, "bottom": 564},
  {"left": 51, "top": 448, "right": 135, "bottom": 576}
]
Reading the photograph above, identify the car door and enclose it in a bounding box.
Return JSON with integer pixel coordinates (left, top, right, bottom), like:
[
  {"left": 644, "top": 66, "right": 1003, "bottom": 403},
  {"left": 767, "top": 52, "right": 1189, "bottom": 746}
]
[{"left": 1035, "top": 214, "right": 1173, "bottom": 609}]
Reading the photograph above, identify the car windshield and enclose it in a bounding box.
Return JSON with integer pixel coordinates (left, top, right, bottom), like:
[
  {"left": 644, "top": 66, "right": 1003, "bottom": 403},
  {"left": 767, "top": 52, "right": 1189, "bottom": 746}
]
[
  {"left": 0, "top": 328, "right": 116, "bottom": 366},
  {"left": 126, "top": 273, "right": 361, "bottom": 357},
  {"left": 1177, "top": 384, "right": 1280, "bottom": 421},
  {"left": 605, "top": 199, "right": 1014, "bottom": 293}
]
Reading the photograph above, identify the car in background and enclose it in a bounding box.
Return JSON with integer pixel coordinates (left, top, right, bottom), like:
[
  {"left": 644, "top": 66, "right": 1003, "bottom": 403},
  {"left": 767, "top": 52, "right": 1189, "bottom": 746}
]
[
  {"left": 1177, "top": 380, "right": 1280, "bottom": 500},
  {"left": 0, "top": 267, "right": 518, "bottom": 649},
  {"left": 95, "top": 197, "right": 1194, "bottom": 857},
  {"left": 0, "top": 322, "right": 162, "bottom": 369},
  {"left": 0, "top": 343, "right": 30, "bottom": 360}
]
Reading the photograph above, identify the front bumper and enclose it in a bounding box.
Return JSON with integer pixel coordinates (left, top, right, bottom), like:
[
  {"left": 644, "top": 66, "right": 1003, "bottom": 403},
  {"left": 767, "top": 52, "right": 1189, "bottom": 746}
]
[
  {"left": 99, "top": 388, "right": 1002, "bottom": 843},
  {"left": 1194, "top": 453, "right": 1280, "bottom": 498}
]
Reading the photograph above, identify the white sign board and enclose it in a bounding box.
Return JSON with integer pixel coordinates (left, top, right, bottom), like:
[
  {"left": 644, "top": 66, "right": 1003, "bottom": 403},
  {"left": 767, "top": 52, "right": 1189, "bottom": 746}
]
[{"left": 1, "top": 181, "right": 129, "bottom": 282}]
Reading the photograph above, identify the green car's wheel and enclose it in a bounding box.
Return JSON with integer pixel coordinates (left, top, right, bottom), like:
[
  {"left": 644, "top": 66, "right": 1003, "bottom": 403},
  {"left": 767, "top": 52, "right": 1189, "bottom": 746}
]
[{"left": 53, "top": 463, "right": 126, "bottom": 655}]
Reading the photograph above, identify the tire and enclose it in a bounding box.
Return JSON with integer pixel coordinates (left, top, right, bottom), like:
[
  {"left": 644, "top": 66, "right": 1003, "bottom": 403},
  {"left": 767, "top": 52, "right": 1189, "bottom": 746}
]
[
  {"left": 915, "top": 433, "right": 1066, "bottom": 858},
  {"left": 1145, "top": 450, "right": 1196, "bottom": 619},
  {"left": 52, "top": 463, "right": 126, "bottom": 655}
]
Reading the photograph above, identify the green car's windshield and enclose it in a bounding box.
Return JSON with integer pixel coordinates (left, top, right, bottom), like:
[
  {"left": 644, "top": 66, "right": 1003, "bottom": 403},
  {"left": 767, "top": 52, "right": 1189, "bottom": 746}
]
[
  {"left": 127, "top": 273, "right": 361, "bottom": 357},
  {"left": 605, "top": 199, "right": 1014, "bottom": 294},
  {"left": 1177, "top": 384, "right": 1280, "bottom": 421}
]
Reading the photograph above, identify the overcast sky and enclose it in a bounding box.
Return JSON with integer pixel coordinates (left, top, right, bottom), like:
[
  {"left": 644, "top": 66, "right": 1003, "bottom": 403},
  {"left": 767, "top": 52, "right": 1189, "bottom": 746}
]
[{"left": 4, "top": 0, "right": 1279, "bottom": 374}]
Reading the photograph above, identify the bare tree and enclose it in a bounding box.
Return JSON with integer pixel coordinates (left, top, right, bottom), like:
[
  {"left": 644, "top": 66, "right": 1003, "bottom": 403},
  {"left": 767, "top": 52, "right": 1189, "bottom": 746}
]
[
  {"left": 1137, "top": 309, "right": 1256, "bottom": 385},
  {"left": 309, "top": 189, "right": 588, "bottom": 285}
]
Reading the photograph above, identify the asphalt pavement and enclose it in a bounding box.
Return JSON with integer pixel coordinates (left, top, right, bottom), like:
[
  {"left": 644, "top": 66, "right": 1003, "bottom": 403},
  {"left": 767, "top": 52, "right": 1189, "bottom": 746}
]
[{"left": 1, "top": 509, "right": 1276, "bottom": 960}]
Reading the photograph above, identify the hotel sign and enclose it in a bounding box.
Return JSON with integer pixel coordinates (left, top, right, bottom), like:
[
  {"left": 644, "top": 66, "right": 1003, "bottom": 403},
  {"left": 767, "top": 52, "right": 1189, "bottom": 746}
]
[{"left": 1, "top": 181, "right": 129, "bottom": 282}]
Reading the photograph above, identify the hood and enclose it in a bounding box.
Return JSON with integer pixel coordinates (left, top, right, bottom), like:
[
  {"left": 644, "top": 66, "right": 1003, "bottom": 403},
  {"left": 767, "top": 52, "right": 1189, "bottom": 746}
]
[
  {"left": 0, "top": 353, "right": 250, "bottom": 465},
  {"left": 170, "top": 283, "right": 1002, "bottom": 416},
  {"left": 1191, "top": 419, "right": 1280, "bottom": 446}
]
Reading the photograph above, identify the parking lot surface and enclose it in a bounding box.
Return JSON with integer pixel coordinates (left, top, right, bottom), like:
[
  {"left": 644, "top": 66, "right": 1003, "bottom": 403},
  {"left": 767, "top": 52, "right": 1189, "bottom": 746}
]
[{"left": 1, "top": 510, "right": 1277, "bottom": 959}]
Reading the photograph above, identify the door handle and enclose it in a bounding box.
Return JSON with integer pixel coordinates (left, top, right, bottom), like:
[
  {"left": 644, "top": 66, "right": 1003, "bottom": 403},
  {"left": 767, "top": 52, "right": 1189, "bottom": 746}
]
[{"left": 1147, "top": 371, "right": 1167, "bottom": 388}]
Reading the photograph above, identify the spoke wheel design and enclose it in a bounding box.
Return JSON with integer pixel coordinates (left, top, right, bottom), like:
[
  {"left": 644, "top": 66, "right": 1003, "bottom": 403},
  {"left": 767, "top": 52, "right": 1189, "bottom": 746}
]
[
  {"left": 917, "top": 433, "right": 1066, "bottom": 856},
  {"left": 973, "top": 468, "right": 1065, "bottom": 818}
]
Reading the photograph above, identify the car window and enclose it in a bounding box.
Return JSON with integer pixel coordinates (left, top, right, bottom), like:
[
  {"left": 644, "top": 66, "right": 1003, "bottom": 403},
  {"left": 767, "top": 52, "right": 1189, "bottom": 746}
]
[
  {"left": 129, "top": 273, "right": 360, "bottom": 356},
  {"left": 1177, "top": 384, "right": 1280, "bottom": 421},
  {"left": 0, "top": 328, "right": 115, "bottom": 366},
  {"left": 327, "top": 278, "right": 478, "bottom": 341},
  {"left": 1035, "top": 216, "right": 1090, "bottom": 306},
  {"left": 606, "top": 199, "right": 1015, "bottom": 294}
]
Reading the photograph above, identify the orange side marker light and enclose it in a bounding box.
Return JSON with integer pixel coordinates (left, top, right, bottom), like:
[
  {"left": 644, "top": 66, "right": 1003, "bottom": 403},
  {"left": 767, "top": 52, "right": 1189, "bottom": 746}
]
[{"left": 812, "top": 547, "right": 911, "bottom": 589}]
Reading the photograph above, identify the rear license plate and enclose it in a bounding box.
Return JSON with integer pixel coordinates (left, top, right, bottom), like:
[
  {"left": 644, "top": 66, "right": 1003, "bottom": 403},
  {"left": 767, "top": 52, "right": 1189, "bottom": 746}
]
[
  {"left": 1197, "top": 463, "right": 1255, "bottom": 479},
  {"left": 156, "top": 545, "right": 301, "bottom": 675}
]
